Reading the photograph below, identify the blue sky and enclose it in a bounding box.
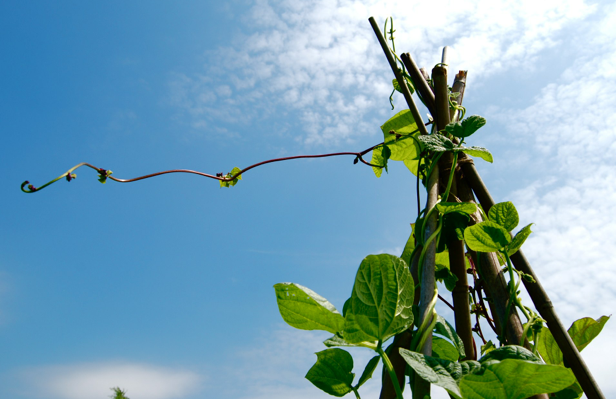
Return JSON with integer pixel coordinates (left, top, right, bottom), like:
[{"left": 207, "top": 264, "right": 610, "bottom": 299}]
[{"left": 1, "top": 1, "right": 615, "bottom": 398}]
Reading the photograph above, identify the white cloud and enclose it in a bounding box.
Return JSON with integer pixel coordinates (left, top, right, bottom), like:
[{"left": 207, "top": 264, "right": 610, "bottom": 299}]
[
  {"left": 17, "top": 362, "right": 202, "bottom": 399},
  {"left": 170, "top": 0, "right": 594, "bottom": 146},
  {"left": 489, "top": 3, "right": 616, "bottom": 396}
]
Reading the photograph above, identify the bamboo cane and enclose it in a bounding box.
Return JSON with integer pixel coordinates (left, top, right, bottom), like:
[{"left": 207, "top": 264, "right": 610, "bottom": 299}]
[{"left": 461, "top": 161, "right": 606, "bottom": 399}]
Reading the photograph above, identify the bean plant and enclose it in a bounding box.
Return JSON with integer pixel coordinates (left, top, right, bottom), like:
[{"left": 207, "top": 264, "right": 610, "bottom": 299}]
[{"left": 22, "top": 17, "right": 608, "bottom": 399}]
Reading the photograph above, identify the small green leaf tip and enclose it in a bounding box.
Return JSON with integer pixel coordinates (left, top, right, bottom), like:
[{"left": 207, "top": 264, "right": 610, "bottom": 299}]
[
  {"left": 220, "top": 167, "right": 242, "bottom": 188},
  {"left": 98, "top": 168, "right": 112, "bottom": 184}
]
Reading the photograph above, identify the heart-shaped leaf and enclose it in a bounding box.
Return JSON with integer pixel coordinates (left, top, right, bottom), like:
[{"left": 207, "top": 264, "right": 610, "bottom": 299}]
[
  {"left": 274, "top": 283, "right": 344, "bottom": 334},
  {"left": 488, "top": 202, "right": 519, "bottom": 232},
  {"left": 305, "top": 349, "right": 354, "bottom": 397},
  {"left": 343, "top": 254, "right": 414, "bottom": 343},
  {"left": 464, "top": 221, "right": 511, "bottom": 253}
]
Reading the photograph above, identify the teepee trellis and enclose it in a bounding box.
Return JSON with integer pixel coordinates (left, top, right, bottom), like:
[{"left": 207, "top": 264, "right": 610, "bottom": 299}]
[
  {"left": 368, "top": 16, "right": 605, "bottom": 399},
  {"left": 21, "top": 16, "right": 608, "bottom": 399}
]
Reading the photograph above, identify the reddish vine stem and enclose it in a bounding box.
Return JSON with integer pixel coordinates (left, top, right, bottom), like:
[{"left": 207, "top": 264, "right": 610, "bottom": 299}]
[{"left": 21, "top": 144, "right": 384, "bottom": 193}]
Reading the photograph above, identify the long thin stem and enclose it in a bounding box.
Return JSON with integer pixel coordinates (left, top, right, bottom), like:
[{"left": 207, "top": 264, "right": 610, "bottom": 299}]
[
  {"left": 21, "top": 144, "right": 385, "bottom": 193},
  {"left": 377, "top": 343, "right": 404, "bottom": 399}
]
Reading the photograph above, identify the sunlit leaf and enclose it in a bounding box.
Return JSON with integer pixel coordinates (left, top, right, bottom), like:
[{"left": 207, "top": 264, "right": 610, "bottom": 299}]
[
  {"left": 305, "top": 349, "right": 354, "bottom": 397},
  {"left": 274, "top": 283, "right": 344, "bottom": 334}
]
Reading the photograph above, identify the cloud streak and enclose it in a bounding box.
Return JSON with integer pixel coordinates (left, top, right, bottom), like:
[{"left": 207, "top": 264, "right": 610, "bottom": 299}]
[
  {"left": 170, "top": 0, "right": 594, "bottom": 146},
  {"left": 16, "top": 362, "right": 202, "bottom": 399}
]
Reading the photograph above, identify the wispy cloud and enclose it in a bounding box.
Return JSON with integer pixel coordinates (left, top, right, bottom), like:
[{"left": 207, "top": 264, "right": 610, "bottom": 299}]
[
  {"left": 488, "top": 3, "right": 616, "bottom": 396},
  {"left": 169, "top": 0, "right": 594, "bottom": 146},
  {"left": 15, "top": 362, "right": 202, "bottom": 399}
]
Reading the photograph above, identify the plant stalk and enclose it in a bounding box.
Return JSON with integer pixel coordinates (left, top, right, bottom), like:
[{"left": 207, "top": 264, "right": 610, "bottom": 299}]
[{"left": 377, "top": 344, "right": 404, "bottom": 399}]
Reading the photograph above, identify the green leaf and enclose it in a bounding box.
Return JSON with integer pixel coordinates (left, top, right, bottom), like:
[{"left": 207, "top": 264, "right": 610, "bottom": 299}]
[
  {"left": 274, "top": 283, "right": 344, "bottom": 334},
  {"left": 392, "top": 76, "right": 415, "bottom": 95},
  {"left": 434, "top": 315, "right": 466, "bottom": 359},
  {"left": 381, "top": 110, "right": 419, "bottom": 140},
  {"left": 480, "top": 341, "right": 496, "bottom": 356},
  {"left": 400, "top": 224, "right": 417, "bottom": 268},
  {"left": 343, "top": 254, "right": 414, "bottom": 343},
  {"left": 418, "top": 134, "right": 455, "bottom": 152},
  {"left": 445, "top": 115, "right": 487, "bottom": 138},
  {"left": 460, "top": 359, "right": 576, "bottom": 399},
  {"left": 538, "top": 315, "right": 610, "bottom": 365},
  {"left": 462, "top": 146, "right": 493, "bottom": 163},
  {"left": 323, "top": 334, "right": 353, "bottom": 348},
  {"left": 305, "top": 349, "right": 354, "bottom": 397},
  {"left": 464, "top": 221, "right": 512, "bottom": 252},
  {"left": 436, "top": 202, "right": 477, "bottom": 216},
  {"left": 356, "top": 355, "right": 380, "bottom": 388},
  {"left": 371, "top": 146, "right": 388, "bottom": 178},
  {"left": 404, "top": 157, "right": 424, "bottom": 177},
  {"left": 569, "top": 315, "right": 610, "bottom": 352},
  {"left": 537, "top": 327, "right": 561, "bottom": 365},
  {"left": 323, "top": 333, "right": 377, "bottom": 350},
  {"left": 551, "top": 382, "right": 583, "bottom": 399},
  {"left": 478, "top": 345, "right": 542, "bottom": 368},
  {"left": 398, "top": 349, "right": 463, "bottom": 398},
  {"left": 506, "top": 224, "right": 533, "bottom": 256},
  {"left": 432, "top": 336, "right": 460, "bottom": 361},
  {"left": 387, "top": 135, "right": 421, "bottom": 163},
  {"left": 220, "top": 167, "right": 242, "bottom": 187},
  {"left": 488, "top": 202, "right": 519, "bottom": 232},
  {"left": 442, "top": 212, "right": 471, "bottom": 244},
  {"left": 435, "top": 259, "right": 458, "bottom": 292}
]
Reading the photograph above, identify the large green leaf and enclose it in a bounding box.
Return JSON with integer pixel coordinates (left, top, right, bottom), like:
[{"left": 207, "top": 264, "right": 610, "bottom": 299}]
[
  {"left": 404, "top": 157, "right": 424, "bottom": 177},
  {"left": 506, "top": 224, "right": 533, "bottom": 256},
  {"left": 274, "top": 283, "right": 344, "bottom": 334},
  {"left": 464, "top": 221, "right": 512, "bottom": 252},
  {"left": 305, "top": 348, "right": 354, "bottom": 397},
  {"left": 444, "top": 115, "right": 487, "bottom": 138},
  {"left": 538, "top": 315, "right": 610, "bottom": 366},
  {"left": 398, "top": 349, "right": 463, "bottom": 398},
  {"left": 381, "top": 109, "right": 419, "bottom": 139},
  {"left": 399, "top": 350, "right": 482, "bottom": 398},
  {"left": 387, "top": 135, "right": 421, "bottom": 163},
  {"left": 488, "top": 202, "right": 519, "bottom": 232},
  {"left": 460, "top": 359, "right": 576, "bottom": 399},
  {"left": 343, "top": 254, "right": 414, "bottom": 343}
]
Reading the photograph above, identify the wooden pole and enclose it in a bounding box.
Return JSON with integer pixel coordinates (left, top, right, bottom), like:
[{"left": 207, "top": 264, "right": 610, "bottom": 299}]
[
  {"left": 461, "top": 160, "right": 606, "bottom": 399},
  {"left": 368, "top": 17, "right": 428, "bottom": 136}
]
